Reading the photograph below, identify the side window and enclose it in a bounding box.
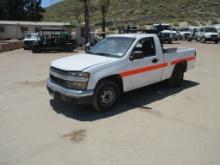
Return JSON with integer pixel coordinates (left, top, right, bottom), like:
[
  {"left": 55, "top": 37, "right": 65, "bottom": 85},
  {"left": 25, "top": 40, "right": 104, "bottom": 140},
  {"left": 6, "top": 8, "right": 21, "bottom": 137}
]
[{"left": 133, "top": 37, "right": 156, "bottom": 57}]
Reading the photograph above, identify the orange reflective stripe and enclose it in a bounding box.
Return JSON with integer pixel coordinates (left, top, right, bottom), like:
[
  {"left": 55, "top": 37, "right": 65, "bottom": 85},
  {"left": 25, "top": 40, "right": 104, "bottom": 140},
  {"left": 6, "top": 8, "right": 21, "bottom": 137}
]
[
  {"left": 171, "top": 56, "right": 196, "bottom": 65},
  {"left": 120, "top": 55, "right": 196, "bottom": 78},
  {"left": 120, "top": 63, "right": 168, "bottom": 77}
]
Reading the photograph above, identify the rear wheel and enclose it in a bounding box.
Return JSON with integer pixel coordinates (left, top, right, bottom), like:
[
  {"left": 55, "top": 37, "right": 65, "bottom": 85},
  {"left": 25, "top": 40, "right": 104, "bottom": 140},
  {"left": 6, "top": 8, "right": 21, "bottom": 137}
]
[
  {"left": 215, "top": 39, "right": 218, "bottom": 44},
  {"left": 92, "top": 80, "right": 120, "bottom": 111},
  {"left": 168, "top": 64, "right": 185, "bottom": 87}
]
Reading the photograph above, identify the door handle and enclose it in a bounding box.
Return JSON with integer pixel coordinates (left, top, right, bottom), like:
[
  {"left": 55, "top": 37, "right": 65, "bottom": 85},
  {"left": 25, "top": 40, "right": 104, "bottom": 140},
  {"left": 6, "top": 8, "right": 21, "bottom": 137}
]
[{"left": 152, "top": 58, "right": 159, "bottom": 63}]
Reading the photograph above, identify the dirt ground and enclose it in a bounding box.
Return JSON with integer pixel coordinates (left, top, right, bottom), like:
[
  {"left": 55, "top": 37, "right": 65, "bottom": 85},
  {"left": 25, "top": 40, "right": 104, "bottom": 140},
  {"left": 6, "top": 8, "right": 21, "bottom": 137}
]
[{"left": 0, "top": 41, "right": 220, "bottom": 165}]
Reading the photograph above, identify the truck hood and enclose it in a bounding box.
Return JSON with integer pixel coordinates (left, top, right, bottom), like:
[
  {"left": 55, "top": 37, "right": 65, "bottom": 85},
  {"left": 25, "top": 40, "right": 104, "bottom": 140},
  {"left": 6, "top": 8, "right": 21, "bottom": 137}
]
[
  {"left": 161, "top": 30, "right": 172, "bottom": 33},
  {"left": 23, "top": 38, "right": 38, "bottom": 41},
  {"left": 170, "top": 31, "right": 177, "bottom": 34},
  {"left": 180, "top": 31, "right": 191, "bottom": 34},
  {"left": 51, "top": 53, "right": 117, "bottom": 71}
]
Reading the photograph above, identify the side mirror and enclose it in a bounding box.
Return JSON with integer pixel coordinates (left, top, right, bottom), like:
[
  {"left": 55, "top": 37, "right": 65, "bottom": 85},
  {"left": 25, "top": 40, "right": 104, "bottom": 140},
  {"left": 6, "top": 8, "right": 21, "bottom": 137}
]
[{"left": 130, "top": 50, "right": 144, "bottom": 60}]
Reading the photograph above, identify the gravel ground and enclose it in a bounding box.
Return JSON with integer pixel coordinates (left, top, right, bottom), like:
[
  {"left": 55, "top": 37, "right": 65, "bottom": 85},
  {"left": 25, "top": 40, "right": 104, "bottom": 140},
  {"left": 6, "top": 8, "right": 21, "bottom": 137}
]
[{"left": 0, "top": 41, "right": 220, "bottom": 165}]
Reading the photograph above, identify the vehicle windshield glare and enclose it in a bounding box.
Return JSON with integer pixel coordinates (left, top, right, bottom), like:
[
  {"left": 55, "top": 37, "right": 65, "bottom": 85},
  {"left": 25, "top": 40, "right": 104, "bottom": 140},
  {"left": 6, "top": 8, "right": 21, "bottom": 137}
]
[
  {"left": 205, "top": 28, "right": 217, "bottom": 33},
  {"left": 88, "top": 37, "right": 135, "bottom": 57}
]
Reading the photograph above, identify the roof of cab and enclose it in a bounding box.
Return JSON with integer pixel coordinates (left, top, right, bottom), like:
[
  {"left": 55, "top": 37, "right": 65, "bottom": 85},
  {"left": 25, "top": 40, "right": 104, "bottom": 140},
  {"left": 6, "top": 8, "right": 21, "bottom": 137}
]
[{"left": 107, "top": 33, "right": 157, "bottom": 39}]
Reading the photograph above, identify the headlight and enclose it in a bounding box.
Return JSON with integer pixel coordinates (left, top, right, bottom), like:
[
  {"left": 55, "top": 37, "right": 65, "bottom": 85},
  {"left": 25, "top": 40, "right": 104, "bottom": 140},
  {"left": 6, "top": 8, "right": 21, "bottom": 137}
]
[
  {"left": 67, "top": 72, "right": 90, "bottom": 90},
  {"left": 67, "top": 81, "right": 88, "bottom": 90},
  {"left": 49, "top": 67, "right": 90, "bottom": 90},
  {"left": 68, "top": 72, "right": 90, "bottom": 78}
]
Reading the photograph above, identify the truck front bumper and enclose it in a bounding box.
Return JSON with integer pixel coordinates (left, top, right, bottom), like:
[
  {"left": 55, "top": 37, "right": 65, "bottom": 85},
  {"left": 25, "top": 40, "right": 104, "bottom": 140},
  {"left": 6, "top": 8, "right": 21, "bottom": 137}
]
[{"left": 47, "top": 79, "right": 94, "bottom": 105}]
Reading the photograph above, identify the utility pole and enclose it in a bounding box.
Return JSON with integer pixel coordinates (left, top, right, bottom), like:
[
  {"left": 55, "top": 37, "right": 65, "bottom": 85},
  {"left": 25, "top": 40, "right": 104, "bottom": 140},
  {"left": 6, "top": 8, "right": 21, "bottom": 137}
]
[{"left": 82, "top": 0, "right": 90, "bottom": 45}]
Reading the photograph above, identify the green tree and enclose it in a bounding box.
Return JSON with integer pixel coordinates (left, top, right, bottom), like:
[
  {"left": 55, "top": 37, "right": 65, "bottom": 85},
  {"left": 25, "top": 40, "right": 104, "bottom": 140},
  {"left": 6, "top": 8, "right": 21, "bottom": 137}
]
[
  {"left": 0, "top": 0, "right": 44, "bottom": 21},
  {"left": 24, "top": 0, "right": 45, "bottom": 21},
  {"left": 0, "top": 0, "right": 26, "bottom": 20},
  {"left": 100, "top": 0, "right": 110, "bottom": 37}
]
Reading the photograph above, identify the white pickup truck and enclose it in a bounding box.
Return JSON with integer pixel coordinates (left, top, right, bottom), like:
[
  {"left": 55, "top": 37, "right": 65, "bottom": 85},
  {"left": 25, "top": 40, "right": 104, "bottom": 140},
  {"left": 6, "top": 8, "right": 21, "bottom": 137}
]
[{"left": 47, "top": 34, "right": 196, "bottom": 111}]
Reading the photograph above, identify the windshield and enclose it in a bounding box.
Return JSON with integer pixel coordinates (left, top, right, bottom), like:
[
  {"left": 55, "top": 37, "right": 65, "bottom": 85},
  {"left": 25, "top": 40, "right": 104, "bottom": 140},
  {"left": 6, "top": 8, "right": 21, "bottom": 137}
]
[
  {"left": 26, "top": 34, "right": 38, "bottom": 39},
  {"left": 155, "top": 25, "right": 171, "bottom": 31},
  {"left": 205, "top": 28, "right": 217, "bottom": 33},
  {"left": 180, "top": 28, "right": 190, "bottom": 31},
  {"left": 88, "top": 37, "right": 135, "bottom": 58}
]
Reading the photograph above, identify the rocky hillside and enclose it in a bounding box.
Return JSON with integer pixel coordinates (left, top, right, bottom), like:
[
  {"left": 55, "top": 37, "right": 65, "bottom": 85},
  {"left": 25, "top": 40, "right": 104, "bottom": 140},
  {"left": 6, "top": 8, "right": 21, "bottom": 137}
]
[{"left": 44, "top": 0, "right": 220, "bottom": 27}]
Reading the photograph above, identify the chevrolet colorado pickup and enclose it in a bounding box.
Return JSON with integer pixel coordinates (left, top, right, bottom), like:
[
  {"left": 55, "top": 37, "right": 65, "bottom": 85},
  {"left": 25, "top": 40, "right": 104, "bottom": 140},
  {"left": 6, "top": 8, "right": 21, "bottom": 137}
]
[{"left": 47, "top": 34, "right": 196, "bottom": 111}]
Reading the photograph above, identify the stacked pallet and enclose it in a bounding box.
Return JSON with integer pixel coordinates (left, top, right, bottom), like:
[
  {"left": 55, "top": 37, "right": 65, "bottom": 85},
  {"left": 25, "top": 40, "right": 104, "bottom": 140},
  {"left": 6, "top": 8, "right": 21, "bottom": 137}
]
[{"left": 0, "top": 40, "right": 22, "bottom": 52}]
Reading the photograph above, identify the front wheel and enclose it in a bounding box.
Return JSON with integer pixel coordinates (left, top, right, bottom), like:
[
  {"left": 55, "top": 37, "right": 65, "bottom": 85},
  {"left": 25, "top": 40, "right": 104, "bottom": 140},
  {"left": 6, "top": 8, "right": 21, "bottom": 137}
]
[
  {"left": 168, "top": 64, "right": 185, "bottom": 87},
  {"left": 92, "top": 80, "right": 120, "bottom": 111}
]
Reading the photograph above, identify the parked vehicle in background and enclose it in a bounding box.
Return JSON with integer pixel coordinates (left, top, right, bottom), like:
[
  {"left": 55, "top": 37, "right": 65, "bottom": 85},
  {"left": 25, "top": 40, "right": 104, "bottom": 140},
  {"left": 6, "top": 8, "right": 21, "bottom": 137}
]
[
  {"left": 179, "top": 28, "right": 193, "bottom": 41},
  {"left": 153, "top": 23, "right": 173, "bottom": 43},
  {"left": 32, "top": 28, "right": 76, "bottom": 53},
  {"left": 22, "top": 33, "right": 39, "bottom": 50},
  {"left": 197, "top": 26, "right": 219, "bottom": 43},
  {"left": 47, "top": 34, "right": 196, "bottom": 111},
  {"left": 212, "top": 24, "right": 220, "bottom": 41},
  {"left": 121, "top": 23, "right": 177, "bottom": 44},
  {"left": 189, "top": 26, "right": 200, "bottom": 40},
  {"left": 194, "top": 27, "right": 201, "bottom": 41},
  {"left": 171, "top": 27, "right": 179, "bottom": 41},
  {"left": 218, "top": 29, "right": 220, "bottom": 41}
]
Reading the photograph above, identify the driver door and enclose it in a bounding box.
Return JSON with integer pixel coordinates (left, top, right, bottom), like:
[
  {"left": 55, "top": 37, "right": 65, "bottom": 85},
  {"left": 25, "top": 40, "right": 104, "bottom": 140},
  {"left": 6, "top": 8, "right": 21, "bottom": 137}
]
[{"left": 122, "top": 37, "right": 164, "bottom": 91}]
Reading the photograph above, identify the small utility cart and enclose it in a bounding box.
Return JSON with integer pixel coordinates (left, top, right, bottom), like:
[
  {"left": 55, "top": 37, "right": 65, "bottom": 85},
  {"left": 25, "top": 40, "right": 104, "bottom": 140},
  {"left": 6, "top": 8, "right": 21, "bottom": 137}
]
[{"left": 32, "top": 28, "right": 76, "bottom": 53}]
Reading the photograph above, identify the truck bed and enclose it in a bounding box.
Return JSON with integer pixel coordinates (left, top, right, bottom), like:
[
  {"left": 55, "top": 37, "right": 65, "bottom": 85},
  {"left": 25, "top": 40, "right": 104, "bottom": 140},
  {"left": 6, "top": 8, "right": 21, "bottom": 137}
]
[
  {"left": 160, "top": 47, "right": 196, "bottom": 81},
  {"left": 164, "top": 47, "right": 194, "bottom": 54}
]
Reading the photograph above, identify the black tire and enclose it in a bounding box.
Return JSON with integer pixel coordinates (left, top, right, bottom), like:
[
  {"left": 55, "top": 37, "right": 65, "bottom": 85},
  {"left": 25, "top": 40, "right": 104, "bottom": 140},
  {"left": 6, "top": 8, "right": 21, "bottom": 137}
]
[
  {"left": 215, "top": 40, "right": 218, "bottom": 44},
  {"left": 92, "top": 80, "right": 120, "bottom": 111},
  {"left": 168, "top": 64, "right": 185, "bottom": 87},
  {"left": 64, "top": 43, "right": 74, "bottom": 52},
  {"left": 32, "top": 45, "right": 41, "bottom": 53}
]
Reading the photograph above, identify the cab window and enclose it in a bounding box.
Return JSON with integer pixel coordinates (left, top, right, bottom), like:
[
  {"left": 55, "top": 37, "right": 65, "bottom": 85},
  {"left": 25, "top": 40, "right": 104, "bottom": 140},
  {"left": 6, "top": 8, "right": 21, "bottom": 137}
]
[{"left": 133, "top": 37, "right": 156, "bottom": 57}]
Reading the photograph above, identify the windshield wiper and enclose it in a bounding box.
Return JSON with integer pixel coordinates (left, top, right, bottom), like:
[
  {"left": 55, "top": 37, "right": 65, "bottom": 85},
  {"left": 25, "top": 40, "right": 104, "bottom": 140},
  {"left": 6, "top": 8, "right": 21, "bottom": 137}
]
[
  {"left": 95, "top": 52, "right": 114, "bottom": 57},
  {"left": 88, "top": 52, "right": 115, "bottom": 57}
]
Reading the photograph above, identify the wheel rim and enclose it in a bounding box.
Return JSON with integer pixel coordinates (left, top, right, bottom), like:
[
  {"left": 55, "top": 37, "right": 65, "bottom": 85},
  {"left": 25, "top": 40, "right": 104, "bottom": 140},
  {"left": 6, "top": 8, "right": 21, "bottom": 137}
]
[{"left": 100, "top": 88, "right": 115, "bottom": 106}]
